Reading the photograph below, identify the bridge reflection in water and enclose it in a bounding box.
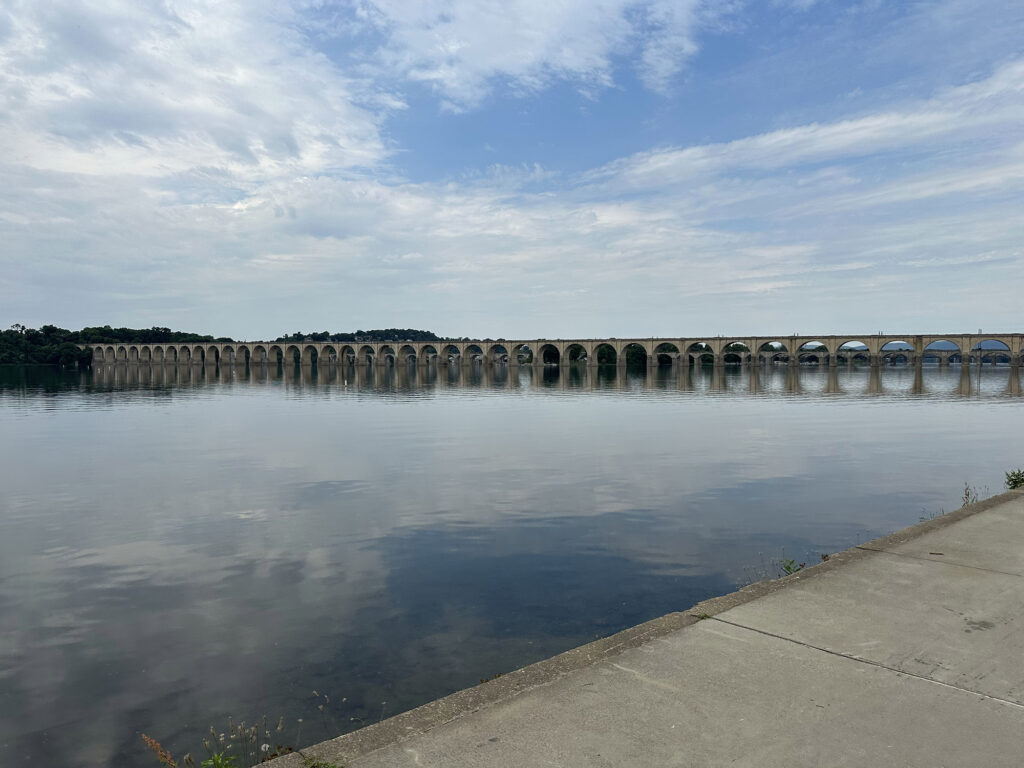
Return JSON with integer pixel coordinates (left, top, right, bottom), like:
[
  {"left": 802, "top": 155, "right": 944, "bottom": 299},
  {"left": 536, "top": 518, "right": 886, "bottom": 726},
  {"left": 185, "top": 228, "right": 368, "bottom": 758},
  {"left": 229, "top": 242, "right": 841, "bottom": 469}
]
[{"left": 87, "top": 360, "right": 1022, "bottom": 399}]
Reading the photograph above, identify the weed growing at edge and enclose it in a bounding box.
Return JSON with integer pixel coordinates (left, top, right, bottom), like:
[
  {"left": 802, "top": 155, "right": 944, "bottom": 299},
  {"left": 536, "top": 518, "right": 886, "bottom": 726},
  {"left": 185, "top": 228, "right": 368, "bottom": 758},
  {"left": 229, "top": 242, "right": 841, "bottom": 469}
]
[
  {"left": 142, "top": 715, "right": 295, "bottom": 768},
  {"left": 200, "top": 754, "right": 236, "bottom": 768},
  {"left": 1005, "top": 469, "right": 1024, "bottom": 490},
  {"left": 960, "top": 482, "right": 980, "bottom": 507},
  {"left": 780, "top": 558, "right": 806, "bottom": 575},
  {"left": 921, "top": 481, "right": 987, "bottom": 521},
  {"left": 303, "top": 758, "right": 346, "bottom": 768}
]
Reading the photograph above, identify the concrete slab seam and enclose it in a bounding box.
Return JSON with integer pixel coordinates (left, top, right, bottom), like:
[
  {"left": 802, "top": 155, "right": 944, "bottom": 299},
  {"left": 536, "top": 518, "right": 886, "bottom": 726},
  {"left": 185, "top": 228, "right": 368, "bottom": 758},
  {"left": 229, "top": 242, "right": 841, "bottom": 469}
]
[
  {"left": 856, "top": 545, "right": 1024, "bottom": 578},
  {"left": 706, "top": 615, "right": 1024, "bottom": 711}
]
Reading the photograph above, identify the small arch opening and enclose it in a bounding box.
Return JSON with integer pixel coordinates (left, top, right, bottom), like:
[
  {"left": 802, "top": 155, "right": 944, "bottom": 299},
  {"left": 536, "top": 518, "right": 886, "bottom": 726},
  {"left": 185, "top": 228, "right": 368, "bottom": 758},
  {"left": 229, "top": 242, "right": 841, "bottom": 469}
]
[
  {"left": 537, "top": 344, "right": 561, "bottom": 365},
  {"left": 722, "top": 342, "right": 750, "bottom": 365},
  {"left": 566, "top": 343, "right": 588, "bottom": 363},
  {"left": 620, "top": 343, "right": 648, "bottom": 367},
  {"left": 797, "top": 340, "right": 830, "bottom": 365},
  {"left": 594, "top": 343, "right": 617, "bottom": 365},
  {"left": 972, "top": 339, "right": 1011, "bottom": 366},
  {"left": 687, "top": 342, "right": 713, "bottom": 366},
  {"left": 758, "top": 341, "right": 789, "bottom": 365},
  {"left": 654, "top": 342, "right": 680, "bottom": 366}
]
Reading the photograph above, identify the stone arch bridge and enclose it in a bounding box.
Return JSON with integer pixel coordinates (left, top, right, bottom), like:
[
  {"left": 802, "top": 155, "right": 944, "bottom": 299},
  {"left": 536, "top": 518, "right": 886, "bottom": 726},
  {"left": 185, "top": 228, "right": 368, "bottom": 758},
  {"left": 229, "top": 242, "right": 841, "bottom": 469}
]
[{"left": 83, "top": 334, "right": 1024, "bottom": 367}]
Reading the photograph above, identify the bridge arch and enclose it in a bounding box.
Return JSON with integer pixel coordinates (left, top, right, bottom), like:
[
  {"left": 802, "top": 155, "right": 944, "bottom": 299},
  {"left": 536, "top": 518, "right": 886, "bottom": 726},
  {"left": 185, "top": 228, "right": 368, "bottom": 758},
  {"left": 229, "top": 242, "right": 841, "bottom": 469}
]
[
  {"left": 399, "top": 344, "right": 417, "bottom": 363},
  {"left": 797, "top": 340, "right": 829, "bottom": 365},
  {"left": 722, "top": 341, "right": 751, "bottom": 365},
  {"left": 594, "top": 343, "right": 616, "bottom": 365},
  {"left": 116, "top": 345, "right": 128, "bottom": 361},
  {"left": 266, "top": 345, "right": 282, "bottom": 364},
  {"left": 537, "top": 343, "right": 561, "bottom": 365},
  {"left": 220, "top": 345, "right": 235, "bottom": 364},
  {"left": 337, "top": 345, "right": 354, "bottom": 364},
  {"left": 127, "top": 346, "right": 138, "bottom": 361},
  {"left": 621, "top": 342, "right": 648, "bottom": 366},
  {"left": 971, "top": 338, "right": 1011, "bottom": 365},
  {"left": 358, "top": 345, "right": 376, "bottom": 364},
  {"left": 836, "top": 340, "right": 870, "bottom": 365},
  {"left": 464, "top": 344, "right": 484, "bottom": 362},
  {"left": 879, "top": 339, "right": 913, "bottom": 366},
  {"left": 379, "top": 345, "right": 396, "bottom": 365},
  {"left": 880, "top": 340, "right": 913, "bottom": 351},
  {"left": 419, "top": 344, "right": 437, "bottom": 362},
  {"left": 441, "top": 344, "right": 461, "bottom": 362},
  {"left": 139, "top": 346, "right": 152, "bottom": 362},
  {"left": 237, "top": 345, "right": 251, "bottom": 364},
  {"left": 511, "top": 343, "right": 533, "bottom": 363},
  {"left": 302, "top": 345, "right": 318, "bottom": 366},
  {"left": 921, "top": 339, "right": 958, "bottom": 366},
  {"left": 321, "top": 345, "right": 337, "bottom": 364},
  {"left": 488, "top": 344, "right": 508, "bottom": 363},
  {"left": 653, "top": 342, "right": 680, "bottom": 365},
  {"left": 757, "top": 341, "right": 789, "bottom": 364},
  {"left": 687, "top": 342, "right": 713, "bottom": 366},
  {"left": 152, "top": 346, "right": 164, "bottom": 363},
  {"left": 565, "top": 343, "right": 588, "bottom": 363}
]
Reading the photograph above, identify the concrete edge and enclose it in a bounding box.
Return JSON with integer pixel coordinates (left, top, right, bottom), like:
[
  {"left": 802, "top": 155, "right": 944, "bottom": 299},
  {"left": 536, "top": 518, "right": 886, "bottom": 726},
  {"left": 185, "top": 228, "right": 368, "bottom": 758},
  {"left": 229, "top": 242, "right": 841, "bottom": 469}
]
[
  {"left": 857, "top": 487, "right": 1024, "bottom": 551},
  {"left": 294, "top": 611, "right": 698, "bottom": 765},
  {"left": 269, "top": 488, "right": 1024, "bottom": 767},
  {"left": 689, "top": 488, "right": 1024, "bottom": 618}
]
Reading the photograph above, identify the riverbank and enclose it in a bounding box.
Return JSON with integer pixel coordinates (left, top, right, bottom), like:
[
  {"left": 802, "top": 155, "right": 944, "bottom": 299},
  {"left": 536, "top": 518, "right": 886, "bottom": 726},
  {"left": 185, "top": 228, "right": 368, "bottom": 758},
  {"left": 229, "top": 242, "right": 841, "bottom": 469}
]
[{"left": 268, "top": 488, "right": 1024, "bottom": 767}]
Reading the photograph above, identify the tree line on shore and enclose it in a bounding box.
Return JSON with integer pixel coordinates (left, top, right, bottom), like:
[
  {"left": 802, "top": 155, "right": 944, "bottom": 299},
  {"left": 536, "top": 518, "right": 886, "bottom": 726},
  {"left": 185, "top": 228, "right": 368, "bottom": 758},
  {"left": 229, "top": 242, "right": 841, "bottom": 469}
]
[
  {"left": 0, "top": 325, "right": 443, "bottom": 365},
  {"left": 275, "top": 329, "right": 441, "bottom": 343}
]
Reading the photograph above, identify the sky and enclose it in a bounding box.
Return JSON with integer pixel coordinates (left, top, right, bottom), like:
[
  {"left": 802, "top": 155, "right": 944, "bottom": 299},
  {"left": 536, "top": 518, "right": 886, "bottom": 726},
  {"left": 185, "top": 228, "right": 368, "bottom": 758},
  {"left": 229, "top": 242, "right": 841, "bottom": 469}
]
[{"left": 2, "top": 0, "right": 1023, "bottom": 340}]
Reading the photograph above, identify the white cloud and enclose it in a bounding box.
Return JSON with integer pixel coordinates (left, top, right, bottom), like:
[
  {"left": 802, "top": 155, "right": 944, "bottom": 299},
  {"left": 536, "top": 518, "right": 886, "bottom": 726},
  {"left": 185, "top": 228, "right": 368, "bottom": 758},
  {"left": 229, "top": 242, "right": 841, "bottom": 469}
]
[
  {"left": 0, "top": 1, "right": 394, "bottom": 186},
  {"left": 346, "top": 0, "right": 708, "bottom": 108}
]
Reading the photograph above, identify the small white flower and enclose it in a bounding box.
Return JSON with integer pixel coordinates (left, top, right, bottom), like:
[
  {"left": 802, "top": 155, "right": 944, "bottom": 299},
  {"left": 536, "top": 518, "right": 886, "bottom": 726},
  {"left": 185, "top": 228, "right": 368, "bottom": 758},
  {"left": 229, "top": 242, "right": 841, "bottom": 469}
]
[{"left": 261, "top": 744, "right": 270, "bottom": 753}]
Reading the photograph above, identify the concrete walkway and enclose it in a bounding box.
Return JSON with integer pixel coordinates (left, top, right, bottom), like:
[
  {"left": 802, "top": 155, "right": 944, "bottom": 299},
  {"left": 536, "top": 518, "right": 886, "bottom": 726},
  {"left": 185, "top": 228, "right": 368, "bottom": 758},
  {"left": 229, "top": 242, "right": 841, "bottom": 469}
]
[{"left": 275, "top": 491, "right": 1024, "bottom": 767}]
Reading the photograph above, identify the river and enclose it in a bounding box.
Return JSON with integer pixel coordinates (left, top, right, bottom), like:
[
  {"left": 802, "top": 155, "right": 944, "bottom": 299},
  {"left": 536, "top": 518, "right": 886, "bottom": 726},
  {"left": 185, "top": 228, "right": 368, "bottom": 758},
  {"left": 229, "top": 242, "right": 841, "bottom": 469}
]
[{"left": 1, "top": 361, "right": 1021, "bottom": 766}]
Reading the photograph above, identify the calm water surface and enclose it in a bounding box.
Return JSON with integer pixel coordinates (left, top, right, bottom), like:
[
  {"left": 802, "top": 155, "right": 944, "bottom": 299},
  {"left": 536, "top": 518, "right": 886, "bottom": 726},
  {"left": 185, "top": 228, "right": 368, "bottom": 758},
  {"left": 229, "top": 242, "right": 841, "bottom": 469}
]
[{"left": 1, "top": 362, "right": 1022, "bottom": 766}]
